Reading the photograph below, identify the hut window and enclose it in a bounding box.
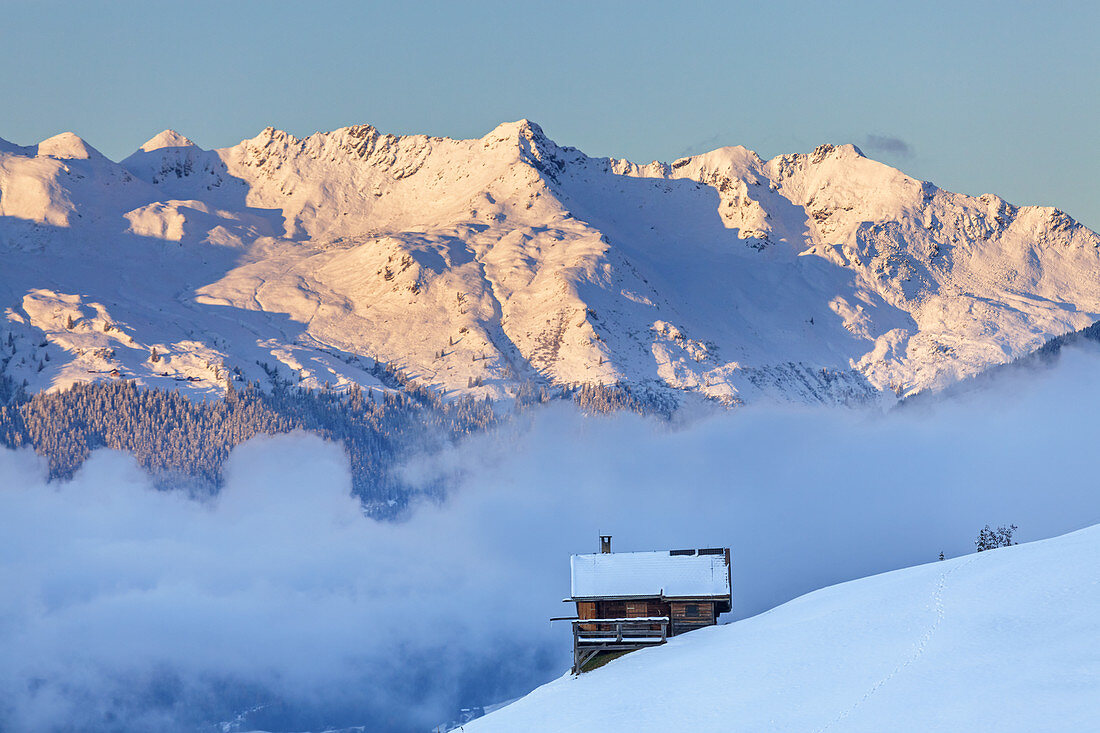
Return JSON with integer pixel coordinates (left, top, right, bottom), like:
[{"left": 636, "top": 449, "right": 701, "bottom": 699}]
[{"left": 684, "top": 603, "right": 699, "bottom": 618}]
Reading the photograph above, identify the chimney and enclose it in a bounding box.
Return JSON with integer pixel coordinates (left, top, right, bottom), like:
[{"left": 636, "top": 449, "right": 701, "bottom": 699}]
[{"left": 600, "top": 535, "right": 612, "bottom": 554}]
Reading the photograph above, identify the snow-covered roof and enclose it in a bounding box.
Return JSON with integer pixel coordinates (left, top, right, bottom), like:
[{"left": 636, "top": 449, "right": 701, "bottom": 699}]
[{"left": 571, "top": 550, "right": 731, "bottom": 600}]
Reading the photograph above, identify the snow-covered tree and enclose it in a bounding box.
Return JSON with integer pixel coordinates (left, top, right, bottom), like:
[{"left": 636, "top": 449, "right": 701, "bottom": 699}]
[{"left": 975, "top": 524, "right": 1018, "bottom": 552}]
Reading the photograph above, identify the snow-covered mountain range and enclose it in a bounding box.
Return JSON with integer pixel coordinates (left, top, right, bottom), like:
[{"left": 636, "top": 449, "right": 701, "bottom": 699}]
[{"left": 2, "top": 121, "right": 1098, "bottom": 404}]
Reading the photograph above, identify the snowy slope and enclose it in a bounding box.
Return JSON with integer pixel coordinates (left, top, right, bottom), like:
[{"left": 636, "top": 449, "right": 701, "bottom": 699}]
[
  {"left": 1, "top": 122, "right": 1098, "bottom": 403},
  {"left": 466, "top": 525, "right": 1100, "bottom": 732}
]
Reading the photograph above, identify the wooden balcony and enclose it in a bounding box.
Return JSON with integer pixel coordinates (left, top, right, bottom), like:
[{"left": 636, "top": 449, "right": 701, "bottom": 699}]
[{"left": 571, "top": 617, "right": 669, "bottom": 672}]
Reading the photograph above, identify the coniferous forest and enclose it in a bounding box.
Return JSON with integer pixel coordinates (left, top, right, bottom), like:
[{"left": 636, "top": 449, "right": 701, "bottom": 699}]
[
  {"left": 0, "top": 377, "right": 496, "bottom": 515},
  {"left": 0, "top": 370, "right": 672, "bottom": 516}
]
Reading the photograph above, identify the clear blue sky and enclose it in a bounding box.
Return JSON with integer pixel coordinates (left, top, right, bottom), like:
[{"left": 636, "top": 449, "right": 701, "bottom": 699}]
[{"left": 2, "top": 0, "right": 1097, "bottom": 229}]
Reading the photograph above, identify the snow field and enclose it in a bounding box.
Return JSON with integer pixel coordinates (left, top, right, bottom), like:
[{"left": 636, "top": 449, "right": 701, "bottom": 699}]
[{"left": 468, "top": 525, "right": 1100, "bottom": 732}]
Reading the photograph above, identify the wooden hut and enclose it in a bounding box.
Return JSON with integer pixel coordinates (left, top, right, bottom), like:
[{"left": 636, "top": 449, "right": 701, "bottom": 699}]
[{"left": 562, "top": 536, "right": 732, "bottom": 672}]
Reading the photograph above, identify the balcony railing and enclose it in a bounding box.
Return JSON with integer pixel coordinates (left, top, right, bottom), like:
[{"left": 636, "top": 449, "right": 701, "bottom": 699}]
[
  {"left": 573, "top": 616, "right": 670, "bottom": 644},
  {"left": 568, "top": 617, "right": 670, "bottom": 672}
]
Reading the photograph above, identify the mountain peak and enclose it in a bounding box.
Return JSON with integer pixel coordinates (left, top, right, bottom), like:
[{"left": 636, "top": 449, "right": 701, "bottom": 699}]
[
  {"left": 36, "top": 132, "right": 102, "bottom": 160},
  {"left": 484, "top": 119, "right": 548, "bottom": 142},
  {"left": 680, "top": 144, "right": 764, "bottom": 169},
  {"left": 807, "top": 143, "right": 865, "bottom": 163},
  {"left": 139, "top": 129, "right": 196, "bottom": 152},
  {"left": 482, "top": 119, "right": 565, "bottom": 173}
]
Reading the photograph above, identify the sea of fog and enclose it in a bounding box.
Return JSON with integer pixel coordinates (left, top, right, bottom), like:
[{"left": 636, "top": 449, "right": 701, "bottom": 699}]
[{"left": 2, "top": 347, "right": 1100, "bottom": 731}]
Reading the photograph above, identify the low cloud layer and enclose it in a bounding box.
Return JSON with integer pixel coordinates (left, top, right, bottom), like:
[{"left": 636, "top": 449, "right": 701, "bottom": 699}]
[{"left": 3, "top": 348, "right": 1100, "bottom": 731}]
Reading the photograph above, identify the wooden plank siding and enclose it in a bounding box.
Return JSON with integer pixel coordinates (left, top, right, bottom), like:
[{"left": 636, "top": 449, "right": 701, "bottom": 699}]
[
  {"left": 670, "top": 601, "right": 715, "bottom": 622},
  {"left": 669, "top": 601, "right": 716, "bottom": 636},
  {"left": 577, "top": 598, "right": 723, "bottom": 636},
  {"left": 579, "top": 600, "right": 670, "bottom": 632},
  {"left": 595, "top": 600, "right": 671, "bottom": 619}
]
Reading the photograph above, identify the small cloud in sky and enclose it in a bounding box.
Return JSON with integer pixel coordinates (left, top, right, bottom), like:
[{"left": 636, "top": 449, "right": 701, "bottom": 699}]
[{"left": 863, "top": 134, "right": 913, "bottom": 158}]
